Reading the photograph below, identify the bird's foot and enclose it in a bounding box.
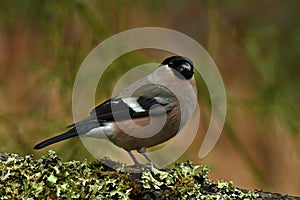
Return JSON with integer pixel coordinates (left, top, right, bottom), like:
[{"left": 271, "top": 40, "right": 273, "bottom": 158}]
[{"left": 124, "top": 162, "right": 157, "bottom": 173}]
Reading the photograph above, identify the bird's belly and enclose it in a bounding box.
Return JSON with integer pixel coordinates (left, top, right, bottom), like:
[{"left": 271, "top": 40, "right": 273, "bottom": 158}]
[{"left": 107, "top": 114, "right": 180, "bottom": 151}]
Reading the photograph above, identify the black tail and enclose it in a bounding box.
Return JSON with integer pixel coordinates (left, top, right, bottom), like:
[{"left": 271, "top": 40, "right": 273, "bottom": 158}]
[{"left": 34, "top": 127, "right": 78, "bottom": 149}]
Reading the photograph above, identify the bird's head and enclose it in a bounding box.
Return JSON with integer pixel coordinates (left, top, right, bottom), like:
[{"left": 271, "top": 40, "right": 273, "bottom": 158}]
[{"left": 161, "top": 56, "right": 194, "bottom": 80}]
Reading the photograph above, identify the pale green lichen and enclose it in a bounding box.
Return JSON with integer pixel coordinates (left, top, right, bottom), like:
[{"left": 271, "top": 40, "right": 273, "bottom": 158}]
[{"left": 0, "top": 150, "right": 259, "bottom": 199}]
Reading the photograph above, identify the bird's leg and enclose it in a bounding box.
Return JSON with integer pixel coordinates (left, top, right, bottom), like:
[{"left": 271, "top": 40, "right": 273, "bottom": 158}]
[
  {"left": 137, "top": 147, "right": 152, "bottom": 163},
  {"left": 128, "top": 148, "right": 159, "bottom": 169},
  {"left": 138, "top": 148, "right": 159, "bottom": 169},
  {"left": 127, "top": 151, "right": 141, "bottom": 166}
]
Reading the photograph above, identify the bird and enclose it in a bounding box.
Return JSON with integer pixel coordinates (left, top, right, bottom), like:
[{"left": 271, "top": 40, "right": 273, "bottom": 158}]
[{"left": 34, "top": 55, "right": 197, "bottom": 166}]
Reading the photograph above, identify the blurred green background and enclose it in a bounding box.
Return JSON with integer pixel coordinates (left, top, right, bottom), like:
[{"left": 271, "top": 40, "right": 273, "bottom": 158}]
[{"left": 0, "top": 0, "right": 299, "bottom": 196}]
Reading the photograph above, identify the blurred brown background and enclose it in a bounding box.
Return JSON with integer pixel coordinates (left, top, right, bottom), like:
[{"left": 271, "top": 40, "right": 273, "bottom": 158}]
[{"left": 0, "top": 0, "right": 299, "bottom": 196}]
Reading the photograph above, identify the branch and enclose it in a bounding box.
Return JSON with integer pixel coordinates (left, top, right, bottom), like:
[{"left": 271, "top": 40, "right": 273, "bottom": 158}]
[{"left": 0, "top": 151, "right": 298, "bottom": 199}]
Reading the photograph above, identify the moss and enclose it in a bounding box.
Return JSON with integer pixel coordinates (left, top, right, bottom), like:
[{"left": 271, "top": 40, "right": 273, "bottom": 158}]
[{"left": 0, "top": 150, "right": 283, "bottom": 199}]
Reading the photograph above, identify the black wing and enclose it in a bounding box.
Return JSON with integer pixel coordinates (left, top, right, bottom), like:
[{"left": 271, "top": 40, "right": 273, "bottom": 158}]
[{"left": 90, "top": 96, "right": 172, "bottom": 122}]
